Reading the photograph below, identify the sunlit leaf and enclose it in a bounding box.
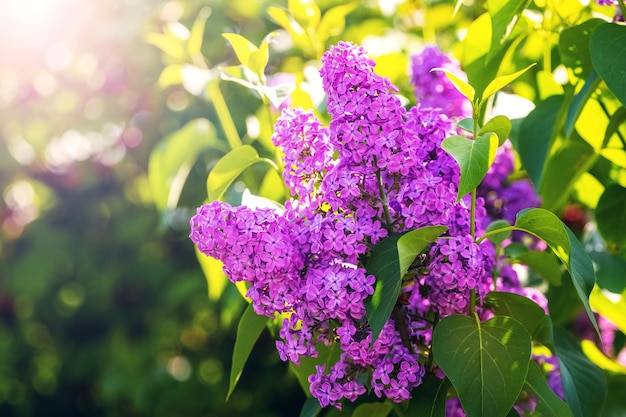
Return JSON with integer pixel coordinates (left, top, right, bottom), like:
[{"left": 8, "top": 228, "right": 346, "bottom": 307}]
[
  {"left": 513, "top": 209, "right": 599, "bottom": 336},
  {"left": 566, "top": 71, "right": 600, "bottom": 139},
  {"left": 432, "top": 314, "right": 531, "bottom": 417},
  {"left": 397, "top": 226, "right": 449, "bottom": 279},
  {"left": 187, "top": 7, "right": 211, "bottom": 58},
  {"left": 289, "top": 0, "right": 321, "bottom": 31},
  {"left": 431, "top": 68, "right": 475, "bottom": 102},
  {"left": 558, "top": 18, "right": 604, "bottom": 81},
  {"left": 148, "top": 118, "right": 219, "bottom": 210},
  {"left": 442, "top": 133, "right": 498, "bottom": 201},
  {"left": 195, "top": 247, "right": 228, "bottom": 301},
  {"left": 207, "top": 145, "right": 276, "bottom": 201},
  {"left": 145, "top": 31, "right": 187, "bottom": 60},
  {"left": 479, "top": 115, "right": 512, "bottom": 146},
  {"left": 554, "top": 328, "right": 607, "bottom": 417},
  {"left": 365, "top": 226, "right": 447, "bottom": 345},
  {"left": 158, "top": 64, "right": 183, "bottom": 88},
  {"left": 487, "top": 0, "right": 530, "bottom": 60},
  {"left": 248, "top": 32, "right": 278, "bottom": 79},
  {"left": 589, "top": 284, "right": 626, "bottom": 335},
  {"left": 220, "top": 65, "right": 262, "bottom": 89},
  {"left": 222, "top": 33, "right": 258, "bottom": 68},
  {"left": 582, "top": 339, "right": 626, "bottom": 374},
  {"left": 406, "top": 374, "right": 450, "bottom": 417},
  {"left": 481, "top": 64, "right": 536, "bottom": 103},
  {"left": 317, "top": 2, "right": 357, "bottom": 42},
  {"left": 590, "top": 22, "right": 626, "bottom": 106},
  {"left": 595, "top": 183, "right": 626, "bottom": 248},
  {"left": 525, "top": 361, "right": 573, "bottom": 417},
  {"left": 227, "top": 304, "right": 269, "bottom": 400}
]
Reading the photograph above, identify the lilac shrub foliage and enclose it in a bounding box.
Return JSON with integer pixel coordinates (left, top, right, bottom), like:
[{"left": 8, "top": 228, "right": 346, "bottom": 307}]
[{"left": 190, "top": 42, "right": 550, "bottom": 410}]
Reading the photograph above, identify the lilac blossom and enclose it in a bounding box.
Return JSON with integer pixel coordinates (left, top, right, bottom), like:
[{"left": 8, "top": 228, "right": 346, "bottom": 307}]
[
  {"left": 189, "top": 41, "right": 549, "bottom": 410},
  {"left": 410, "top": 45, "right": 472, "bottom": 118}
]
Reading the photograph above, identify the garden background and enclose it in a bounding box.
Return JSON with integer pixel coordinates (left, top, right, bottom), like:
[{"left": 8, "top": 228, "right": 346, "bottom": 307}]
[{"left": 0, "top": 0, "right": 625, "bottom": 416}]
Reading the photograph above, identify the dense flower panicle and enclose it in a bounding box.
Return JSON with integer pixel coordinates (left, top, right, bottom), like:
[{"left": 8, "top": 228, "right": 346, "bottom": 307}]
[
  {"left": 190, "top": 41, "right": 548, "bottom": 410},
  {"left": 410, "top": 45, "right": 472, "bottom": 118}
]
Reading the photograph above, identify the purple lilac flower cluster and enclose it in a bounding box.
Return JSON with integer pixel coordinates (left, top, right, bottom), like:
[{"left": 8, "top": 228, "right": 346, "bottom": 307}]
[
  {"left": 191, "top": 42, "right": 539, "bottom": 410},
  {"left": 410, "top": 45, "right": 472, "bottom": 118}
]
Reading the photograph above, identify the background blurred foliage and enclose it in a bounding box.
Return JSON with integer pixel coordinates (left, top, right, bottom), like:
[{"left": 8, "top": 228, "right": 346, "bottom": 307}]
[{"left": 2, "top": 0, "right": 625, "bottom": 416}]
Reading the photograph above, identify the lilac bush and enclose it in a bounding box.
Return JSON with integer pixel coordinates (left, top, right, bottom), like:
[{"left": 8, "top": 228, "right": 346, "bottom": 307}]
[{"left": 189, "top": 41, "right": 559, "bottom": 411}]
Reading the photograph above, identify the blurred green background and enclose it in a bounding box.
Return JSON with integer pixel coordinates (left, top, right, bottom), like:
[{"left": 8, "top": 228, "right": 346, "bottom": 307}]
[{"left": 0, "top": 1, "right": 310, "bottom": 416}]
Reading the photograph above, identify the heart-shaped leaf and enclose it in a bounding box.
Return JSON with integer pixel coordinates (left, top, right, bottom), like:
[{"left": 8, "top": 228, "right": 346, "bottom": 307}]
[{"left": 432, "top": 314, "right": 532, "bottom": 417}]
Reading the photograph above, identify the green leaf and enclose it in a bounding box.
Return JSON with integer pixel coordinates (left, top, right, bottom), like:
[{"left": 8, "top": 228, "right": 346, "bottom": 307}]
[
  {"left": 511, "top": 251, "right": 563, "bottom": 285},
  {"left": 397, "top": 226, "right": 449, "bottom": 279},
  {"left": 227, "top": 303, "right": 269, "bottom": 400},
  {"left": 291, "top": 342, "right": 340, "bottom": 394},
  {"left": 222, "top": 33, "right": 257, "bottom": 68},
  {"left": 365, "top": 226, "right": 447, "bottom": 345},
  {"left": 431, "top": 68, "right": 475, "bottom": 102},
  {"left": 565, "top": 71, "right": 600, "bottom": 139},
  {"left": 590, "top": 22, "right": 626, "bottom": 107},
  {"left": 525, "top": 361, "right": 573, "bottom": 417},
  {"left": 289, "top": 0, "right": 321, "bottom": 31},
  {"left": 518, "top": 95, "right": 563, "bottom": 187},
  {"left": 513, "top": 208, "right": 599, "bottom": 336},
  {"left": 352, "top": 402, "right": 393, "bottom": 417},
  {"left": 539, "top": 131, "right": 596, "bottom": 212},
  {"left": 405, "top": 374, "right": 450, "bottom": 417},
  {"left": 148, "top": 118, "right": 219, "bottom": 210},
  {"left": 583, "top": 227, "right": 626, "bottom": 293},
  {"left": 299, "top": 396, "right": 322, "bottom": 417},
  {"left": 187, "top": 7, "right": 211, "bottom": 57},
  {"left": 458, "top": 118, "right": 475, "bottom": 133},
  {"left": 195, "top": 248, "right": 228, "bottom": 301},
  {"left": 317, "top": 3, "right": 357, "bottom": 42},
  {"left": 481, "top": 64, "right": 536, "bottom": 103},
  {"left": 479, "top": 115, "right": 512, "bottom": 146},
  {"left": 220, "top": 64, "right": 262, "bottom": 89},
  {"left": 595, "top": 183, "right": 626, "bottom": 248},
  {"left": 558, "top": 18, "right": 604, "bottom": 81},
  {"left": 487, "top": 0, "right": 530, "bottom": 60},
  {"left": 554, "top": 328, "right": 607, "bottom": 417},
  {"left": 442, "top": 133, "right": 498, "bottom": 201},
  {"left": 485, "top": 219, "right": 512, "bottom": 247},
  {"left": 432, "top": 314, "right": 532, "bottom": 417},
  {"left": 248, "top": 32, "right": 278, "bottom": 80},
  {"left": 484, "top": 292, "right": 548, "bottom": 340},
  {"left": 207, "top": 145, "right": 276, "bottom": 202}
]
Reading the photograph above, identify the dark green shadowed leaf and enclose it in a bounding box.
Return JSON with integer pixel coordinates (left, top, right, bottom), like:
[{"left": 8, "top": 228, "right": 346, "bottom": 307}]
[
  {"left": 484, "top": 292, "right": 547, "bottom": 339},
  {"left": 365, "top": 227, "right": 447, "bottom": 345},
  {"left": 590, "top": 22, "right": 626, "bottom": 107},
  {"left": 352, "top": 402, "right": 393, "bottom": 417},
  {"left": 485, "top": 219, "right": 512, "bottom": 247},
  {"left": 291, "top": 342, "right": 340, "bottom": 394},
  {"left": 513, "top": 209, "right": 599, "bottom": 336},
  {"left": 406, "top": 374, "right": 450, "bottom": 417},
  {"left": 227, "top": 303, "right": 269, "bottom": 400},
  {"left": 559, "top": 19, "right": 604, "bottom": 81},
  {"left": 595, "top": 183, "right": 626, "bottom": 248},
  {"left": 432, "top": 314, "right": 531, "bottom": 417},
  {"left": 299, "top": 396, "right": 322, "bottom": 417},
  {"left": 554, "top": 328, "right": 607, "bottom": 417},
  {"left": 518, "top": 95, "right": 563, "bottom": 188},
  {"left": 525, "top": 361, "right": 573, "bottom": 417},
  {"left": 442, "top": 133, "right": 498, "bottom": 201},
  {"left": 512, "top": 251, "right": 562, "bottom": 285}
]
